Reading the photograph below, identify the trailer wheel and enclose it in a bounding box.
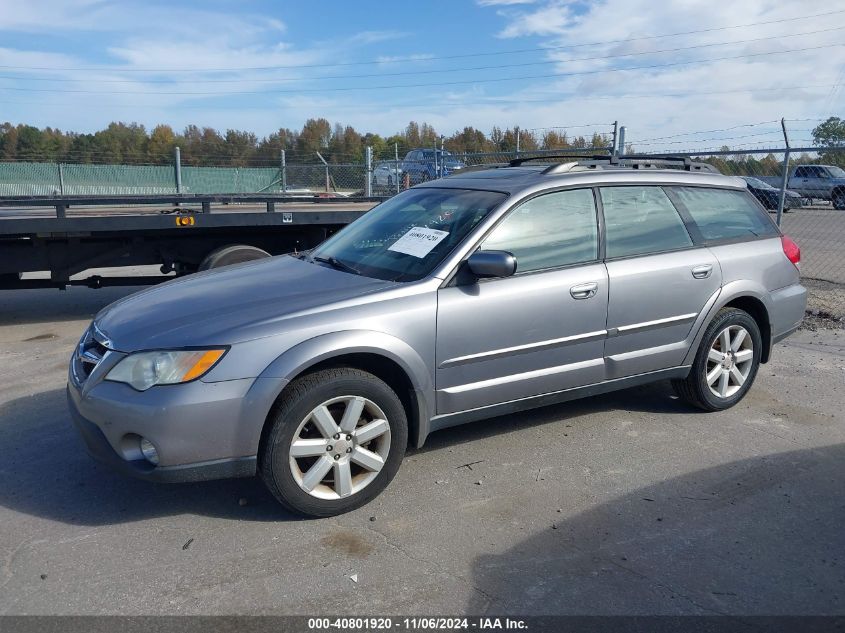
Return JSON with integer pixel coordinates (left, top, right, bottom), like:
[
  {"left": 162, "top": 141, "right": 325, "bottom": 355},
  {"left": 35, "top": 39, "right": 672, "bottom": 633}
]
[{"left": 198, "top": 245, "right": 271, "bottom": 271}]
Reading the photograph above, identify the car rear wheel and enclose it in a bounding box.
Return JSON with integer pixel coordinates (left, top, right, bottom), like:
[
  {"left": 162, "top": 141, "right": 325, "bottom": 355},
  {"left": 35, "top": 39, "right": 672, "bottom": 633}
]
[
  {"left": 672, "top": 307, "right": 762, "bottom": 411},
  {"left": 259, "top": 367, "right": 407, "bottom": 517},
  {"left": 832, "top": 191, "right": 845, "bottom": 210}
]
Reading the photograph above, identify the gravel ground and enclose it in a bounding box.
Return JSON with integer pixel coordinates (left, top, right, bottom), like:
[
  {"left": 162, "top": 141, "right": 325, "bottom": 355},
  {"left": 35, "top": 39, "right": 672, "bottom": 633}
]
[{"left": 0, "top": 285, "right": 843, "bottom": 616}]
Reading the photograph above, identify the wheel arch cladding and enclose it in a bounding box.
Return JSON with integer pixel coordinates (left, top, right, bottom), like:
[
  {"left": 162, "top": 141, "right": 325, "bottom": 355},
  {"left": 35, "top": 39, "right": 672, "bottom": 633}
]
[
  {"left": 254, "top": 331, "right": 432, "bottom": 458},
  {"left": 722, "top": 295, "right": 771, "bottom": 363}
]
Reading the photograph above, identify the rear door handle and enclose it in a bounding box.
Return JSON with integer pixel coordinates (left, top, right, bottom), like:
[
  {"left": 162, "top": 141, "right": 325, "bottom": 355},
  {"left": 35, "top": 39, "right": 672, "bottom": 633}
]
[
  {"left": 691, "top": 264, "right": 713, "bottom": 279},
  {"left": 570, "top": 282, "right": 599, "bottom": 299}
]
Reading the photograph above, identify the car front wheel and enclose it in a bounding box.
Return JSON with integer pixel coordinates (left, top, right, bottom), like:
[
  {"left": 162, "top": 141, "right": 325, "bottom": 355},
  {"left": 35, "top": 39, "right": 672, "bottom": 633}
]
[
  {"left": 260, "top": 367, "right": 407, "bottom": 517},
  {"left": 672, "top": 307, "right": 762, "bottom": 411}
]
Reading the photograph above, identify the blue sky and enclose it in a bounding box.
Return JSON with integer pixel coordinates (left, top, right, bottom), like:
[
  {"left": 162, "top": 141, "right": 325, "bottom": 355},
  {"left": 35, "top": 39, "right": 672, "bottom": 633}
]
[{"left": 1, "top": 0, "right": 843, "bottom": 150}]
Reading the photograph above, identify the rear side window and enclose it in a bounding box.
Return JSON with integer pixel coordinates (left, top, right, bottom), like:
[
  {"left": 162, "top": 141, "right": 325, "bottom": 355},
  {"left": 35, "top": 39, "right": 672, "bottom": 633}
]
[
  {"left": 482, "top": 188, "right": 598, "bottom": 273},
  {"left": 600, "top": 186, "right": 692, "bottom": 258},
  {"left": 672, "top": 187, "right": 779, "bottom": 241}
]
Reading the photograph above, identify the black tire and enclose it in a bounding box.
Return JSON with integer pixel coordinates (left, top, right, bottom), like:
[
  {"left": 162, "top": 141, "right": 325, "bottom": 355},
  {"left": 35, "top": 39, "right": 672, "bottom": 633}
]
[
  {"left": 832, "top": 190, "right": 845, "bottom": 210},
  {"left": 198, "top": 244, "right": 271, "bottom": 271},
  {"left": 259, "top": 367, "right": 408, "bottom": 517},
  {"left": 672, "top": 307, "right": 762, "bottom": 412}
]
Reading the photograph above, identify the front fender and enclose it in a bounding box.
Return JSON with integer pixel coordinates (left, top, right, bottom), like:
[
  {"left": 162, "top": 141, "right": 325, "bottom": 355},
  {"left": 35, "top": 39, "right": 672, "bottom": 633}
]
[{"left": 241, "top": 330, "right": 434, "bottom": 454}]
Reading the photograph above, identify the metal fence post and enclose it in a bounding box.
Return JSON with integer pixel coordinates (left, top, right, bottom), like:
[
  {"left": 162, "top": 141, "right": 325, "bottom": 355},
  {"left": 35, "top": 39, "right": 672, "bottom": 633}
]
[
  {"left": 57, "top": 163, "right": 65, "bottom": 196},
  {"left": 611, "top": 121, "right": 619, "bottom": 157},
  {"left": 174, "top": 146, "right": 182, "bottom": 194},
  {"left": 618, "top": 126, "right": 627, "bottom": 157},
  {"left": 365, "top": 146, "right": 373, "bottom": 197},
  {"left": 395, "top": 143, "right": 400, "bottom": 194},
  {"left": 280, "top": 149, "right": 287, "bottom": 193},
  {"left": 776, "top": 118, "right": 791, "bottom": 227},
  {"left": 316, "top": 152, "right": 330, "bottom": 193}
]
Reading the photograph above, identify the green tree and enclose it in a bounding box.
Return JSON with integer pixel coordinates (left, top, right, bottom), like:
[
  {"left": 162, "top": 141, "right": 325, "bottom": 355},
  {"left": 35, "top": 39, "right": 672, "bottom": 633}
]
[
  {"left": 147, "top": 124, "right": 177, "bottom": 164},
  {"left": 812, "top": 116, "right": 845, "bottom": 167}
]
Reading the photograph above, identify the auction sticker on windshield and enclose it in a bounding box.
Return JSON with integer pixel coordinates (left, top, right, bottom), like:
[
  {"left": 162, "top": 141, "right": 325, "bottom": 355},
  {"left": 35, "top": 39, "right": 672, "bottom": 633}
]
[{"left": 388, "top": 226, "right": 449, "bottom": 258}]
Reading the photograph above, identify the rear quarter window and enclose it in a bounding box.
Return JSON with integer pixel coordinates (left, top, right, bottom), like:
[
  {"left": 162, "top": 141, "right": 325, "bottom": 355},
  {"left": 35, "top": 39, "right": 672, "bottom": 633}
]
[{"left": 671, "top": 187, "right": 779, "bottom": 241}]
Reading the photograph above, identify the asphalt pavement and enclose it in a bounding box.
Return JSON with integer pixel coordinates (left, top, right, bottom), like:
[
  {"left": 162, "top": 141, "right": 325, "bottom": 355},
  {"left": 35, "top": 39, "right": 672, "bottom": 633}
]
[{"left": 0, "top": 284, "right": 843, "bottom": 615}]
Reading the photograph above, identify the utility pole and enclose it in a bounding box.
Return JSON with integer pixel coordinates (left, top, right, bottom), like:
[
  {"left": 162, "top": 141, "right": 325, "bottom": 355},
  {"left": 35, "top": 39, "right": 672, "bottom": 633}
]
[
  {"left": 280, "top": 149, "right": 287, "bottom": 193},
  {"left": 618, "top": 126, "right": 627, "bottom": 157}
]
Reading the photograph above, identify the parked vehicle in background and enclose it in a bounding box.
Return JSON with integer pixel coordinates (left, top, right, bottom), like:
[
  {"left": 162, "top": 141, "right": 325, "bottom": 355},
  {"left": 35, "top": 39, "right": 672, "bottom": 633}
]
[
  {"left": 758, "top": 164, "right": 845, "bottom": 208},
  {"left": 67, "top": 156, "right": 806, "bottom": 517},
  {"left": 741, "top": 176, "right": 803, "bottom": 212},
  {"left": 401, "top": 149, "right": 466, "bottom": 185},
  {"left": 371, "top": 161, "right": 402, "bottom": 192}
]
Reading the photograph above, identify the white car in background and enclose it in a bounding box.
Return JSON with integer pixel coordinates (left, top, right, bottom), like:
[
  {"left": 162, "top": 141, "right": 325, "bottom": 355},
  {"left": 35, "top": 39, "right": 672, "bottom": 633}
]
[{"left": 372, "top": 161, "right": 402, "bottom": 192}]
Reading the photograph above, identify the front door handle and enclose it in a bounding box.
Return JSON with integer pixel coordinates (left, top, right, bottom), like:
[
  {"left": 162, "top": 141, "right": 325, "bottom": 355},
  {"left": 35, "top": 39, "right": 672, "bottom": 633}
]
[
  {"left": 691, "top": 264, "right": 713, "bottom": 279},
  {"left": 570, "top": 282, "right": 599, "bottom": 299}
]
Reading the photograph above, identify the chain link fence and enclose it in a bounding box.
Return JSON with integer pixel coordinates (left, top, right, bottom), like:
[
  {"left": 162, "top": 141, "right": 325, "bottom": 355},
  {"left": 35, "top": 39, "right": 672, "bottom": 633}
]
[
  {"left": 662, "top": 147, "right": 844, "bottom": 326},
  {"left": 0, "top": 142, "right": 842, "bottom": 324}
]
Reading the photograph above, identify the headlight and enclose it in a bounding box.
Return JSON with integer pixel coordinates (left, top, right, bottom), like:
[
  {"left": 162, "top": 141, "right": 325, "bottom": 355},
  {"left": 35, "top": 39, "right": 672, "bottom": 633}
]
[{"left": 105, "top": 349, "right": 227, "bottom": 391}]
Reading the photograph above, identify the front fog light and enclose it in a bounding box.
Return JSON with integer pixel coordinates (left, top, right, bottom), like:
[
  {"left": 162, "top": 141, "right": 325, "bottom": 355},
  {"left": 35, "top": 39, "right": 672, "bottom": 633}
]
[{"left": 139, "top": 438, "right": 159, "bottom": 465}]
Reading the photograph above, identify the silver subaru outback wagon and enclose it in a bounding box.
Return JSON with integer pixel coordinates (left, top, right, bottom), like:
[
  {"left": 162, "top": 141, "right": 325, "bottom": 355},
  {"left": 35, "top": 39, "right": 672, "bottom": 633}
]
[{"left": 67, "top": 158, "right": 806, "bottom": 517}]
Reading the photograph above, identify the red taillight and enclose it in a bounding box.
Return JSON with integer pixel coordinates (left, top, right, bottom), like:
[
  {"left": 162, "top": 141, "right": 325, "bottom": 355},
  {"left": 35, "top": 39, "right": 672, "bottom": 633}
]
[{"left": 782, "top": 235, "right": 800, "bottom": 267}]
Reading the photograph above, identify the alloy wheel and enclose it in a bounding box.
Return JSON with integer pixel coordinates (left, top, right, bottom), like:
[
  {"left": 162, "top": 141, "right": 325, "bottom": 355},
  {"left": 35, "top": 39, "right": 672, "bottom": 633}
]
[
  {"left": 705, "top": 325, "right": 754, "bottom": 399},
  {"left": 288, "top": 395, "right": 391, "bottom": 500}
]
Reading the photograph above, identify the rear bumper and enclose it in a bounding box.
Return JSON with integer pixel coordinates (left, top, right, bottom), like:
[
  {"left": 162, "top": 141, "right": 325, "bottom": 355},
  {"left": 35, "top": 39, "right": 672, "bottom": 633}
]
[{"left": 769, "top": 282, "right": 807, "bottom": 344}]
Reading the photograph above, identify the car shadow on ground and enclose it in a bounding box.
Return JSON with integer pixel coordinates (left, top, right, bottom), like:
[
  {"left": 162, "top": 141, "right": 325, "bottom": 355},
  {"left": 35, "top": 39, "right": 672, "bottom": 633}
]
[
  {"left": 415, "top": 381, "right": 702, "bottom": 455},
  {"left": 464, "top": 443, "right": 845, "bottom": 615},
  {"left": 0, "top": 381, "right": 697, "bottom": 527}
]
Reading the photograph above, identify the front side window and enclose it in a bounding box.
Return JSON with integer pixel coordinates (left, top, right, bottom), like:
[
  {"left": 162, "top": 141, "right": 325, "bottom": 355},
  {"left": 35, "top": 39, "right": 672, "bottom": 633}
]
[
  {"left": 671, "top": 187, "right": 779, "bottom": 241},
  {"left": 310, "top": 188, "right": 506, "bottom": 282},
  {"left": 481, "top": 188, "right": 598, "bottom": 273},
  {"left": 600, "top": 186, "right": 692, "bottom": 258}
]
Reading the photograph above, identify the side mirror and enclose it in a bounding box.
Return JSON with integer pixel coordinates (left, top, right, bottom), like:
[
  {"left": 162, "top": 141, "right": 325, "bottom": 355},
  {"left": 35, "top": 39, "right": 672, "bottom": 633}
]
[{"left": 467, "top": 250, "right": 517, "bottom": 278}]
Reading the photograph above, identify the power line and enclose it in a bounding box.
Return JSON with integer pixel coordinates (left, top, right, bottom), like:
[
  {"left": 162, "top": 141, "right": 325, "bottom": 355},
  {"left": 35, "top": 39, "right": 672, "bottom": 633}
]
[
  {"left": 1, "top": 8, "right": 843, "bottom": 74},
  {"left": 0, "top": 83, "right": 838, "bottom": 112},
  {"left": 4, "top": 25, "right": 842, "bottom": 85},
  {"left": 0, "top": 44, "right": 840, "bottom": 96},
  {"left": 630, "top": 120, "right": 781, "bottom": 143}
]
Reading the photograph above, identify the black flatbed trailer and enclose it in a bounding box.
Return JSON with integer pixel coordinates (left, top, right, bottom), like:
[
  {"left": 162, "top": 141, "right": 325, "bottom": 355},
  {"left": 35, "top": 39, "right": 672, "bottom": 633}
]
[{"left": 0, "top": 194, "right": 379, "bottom": 290}]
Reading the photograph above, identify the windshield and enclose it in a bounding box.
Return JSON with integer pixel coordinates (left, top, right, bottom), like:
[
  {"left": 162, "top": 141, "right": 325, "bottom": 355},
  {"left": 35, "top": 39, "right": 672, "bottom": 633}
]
[
  {"left": 310, "top": 188, "right": 506, "bottom": 282},
  {"left": 828, "top": 166, "right": 845, "bottom": 178},
  {"left": 743, "top": 177, "right": 770, "bottom": 188}
]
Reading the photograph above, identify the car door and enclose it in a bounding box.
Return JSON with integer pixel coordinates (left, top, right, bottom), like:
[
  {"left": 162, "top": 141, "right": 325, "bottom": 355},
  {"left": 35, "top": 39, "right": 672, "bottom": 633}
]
[
  {"left": 435, "top": 188, "right": 609, "bottom": 415},
  {"left": 600, "top": 185, "right": 722, "bottom": 379},
  {"left": 793, "top": 165, "right": 826, "bottom": 199}
]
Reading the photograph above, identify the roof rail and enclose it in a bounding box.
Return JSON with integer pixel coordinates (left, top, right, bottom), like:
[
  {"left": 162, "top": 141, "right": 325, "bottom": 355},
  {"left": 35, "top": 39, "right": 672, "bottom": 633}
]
[
  {"left": 508, "top": 154, "right": 609, "bottom": 167},
  {"left": 509, "top": 153, "right": 720, "bottom": 174}
]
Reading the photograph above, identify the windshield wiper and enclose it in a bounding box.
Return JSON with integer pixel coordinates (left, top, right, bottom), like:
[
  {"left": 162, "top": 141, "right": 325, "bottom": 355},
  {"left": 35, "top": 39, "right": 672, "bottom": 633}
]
[{"left": 313, "top": 255, "right": 361, "bottom": 276}]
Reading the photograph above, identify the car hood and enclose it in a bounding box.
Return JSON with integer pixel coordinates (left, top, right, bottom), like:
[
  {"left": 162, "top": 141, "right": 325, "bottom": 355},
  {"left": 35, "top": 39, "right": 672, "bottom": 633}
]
[{"left": 94, "top": 256, "right": 396, "bottom": 351}]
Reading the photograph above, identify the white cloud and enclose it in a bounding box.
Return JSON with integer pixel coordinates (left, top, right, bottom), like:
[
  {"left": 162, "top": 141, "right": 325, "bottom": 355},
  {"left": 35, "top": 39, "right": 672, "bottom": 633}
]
[
  {"left": 476, "top": 0, "right": 537, "bottom": 6},
  {"left": 0, "top": 0, "right": 841, "bottom": 149}
]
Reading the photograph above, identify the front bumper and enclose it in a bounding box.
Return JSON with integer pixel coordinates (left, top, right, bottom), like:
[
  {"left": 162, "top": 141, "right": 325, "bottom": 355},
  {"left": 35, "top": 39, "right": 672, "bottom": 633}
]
[{"left": 67, "top": 374, "right": 259, "bottom": 483}]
